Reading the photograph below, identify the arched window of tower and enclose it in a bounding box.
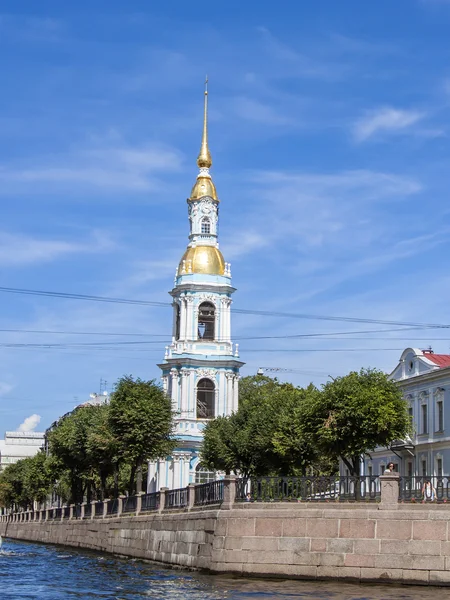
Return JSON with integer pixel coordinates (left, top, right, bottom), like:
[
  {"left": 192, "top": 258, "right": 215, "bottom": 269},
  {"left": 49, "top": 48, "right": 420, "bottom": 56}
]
[
  {"left": 195, "top": 462, "right": 216, "bottom": 483},
  {"left": 196, "top": 378, "right": 215, "bottom": 419},
  {"left": 201, "top": 217, "right": 211, "bottom": 234},
  {"left": 175, "top": 304, "right": 181, "bottom": 340},
  {"left": 198, "top": 302, "right": 215, "bottom": 340}
]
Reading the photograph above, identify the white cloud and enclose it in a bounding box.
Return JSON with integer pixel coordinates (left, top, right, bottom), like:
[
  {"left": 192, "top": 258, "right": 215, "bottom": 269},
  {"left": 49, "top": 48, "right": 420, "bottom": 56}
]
[
  {"left": 232, "top": 97, "right": 292, "bottom": 125},
  {"left": 353, "top": 107, "right": 425, "bottom": 141},
  {"left": 0, "top": 230, "right": 114, "bottom": 267},
  {"left": 18, "top": 413, "right": 41, "bottom": 432},
  {"left": 0, "top": 382, "right": 13, "bottom": 396},
  {"left": 0, "top": 141, "right": 184, "bottom": 195}
]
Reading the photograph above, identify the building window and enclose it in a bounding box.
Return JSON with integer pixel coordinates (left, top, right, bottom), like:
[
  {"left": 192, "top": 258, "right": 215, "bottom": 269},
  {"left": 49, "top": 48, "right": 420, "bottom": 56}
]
[
  {"left": 437, "top": 400, "right": 444, "bottom": 432},
  {"left": 196, "top": 378, "right": 215, "bottom": 419},
  {"left": 198, "top": 302, "right": 215, "bottom": 340},
  {"left": 380, "top": 465, "right": 385, "bottom": 475},
  {"left": 437, "top": 458, "right": 443, "bottom": 477},
  {"left": 195, "top": 463, "right": 216, "bottom": 483},
  {"left": 408, "top": 406, "right": 413, "bottom": 422},
  {"left": 407, "top": 462, "right": 413, "bottom": 477},
  {"left": 201, "top": 218, "right": 211, "bottom": 234},
  {"left": 421, "top": 404, "right": 428, "bottom": 434},
  {"left": 422, "top": 459, "right": 427, "bottom": 477}
]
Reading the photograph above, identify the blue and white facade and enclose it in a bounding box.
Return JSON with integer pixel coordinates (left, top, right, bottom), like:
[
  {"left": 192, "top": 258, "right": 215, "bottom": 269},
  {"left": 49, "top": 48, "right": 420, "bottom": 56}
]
[
  {"left": 362, "top": 348, "right": 450, "bottom": 477},
  {"left": 147, "top": 86, "right": 244, "bottom": 491}
]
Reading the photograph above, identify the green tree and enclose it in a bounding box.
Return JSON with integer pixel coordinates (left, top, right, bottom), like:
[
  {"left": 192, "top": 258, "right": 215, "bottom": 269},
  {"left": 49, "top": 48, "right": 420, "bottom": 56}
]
[
  {"left": 300, "top": 368, "right": 410, "bottom": 476},
  {"left": 108, "top": 376, "right": 175, "bottom": 495},
  {"left": 46, "top": 404, "right": 101, "bottom": 504},
  {"left": 201, "top": 375, "right": 316, "bottom": 478}
]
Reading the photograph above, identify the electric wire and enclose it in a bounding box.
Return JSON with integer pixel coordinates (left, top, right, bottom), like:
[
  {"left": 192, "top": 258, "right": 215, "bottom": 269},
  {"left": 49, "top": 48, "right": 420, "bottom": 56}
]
[{"left": 1, "top": 285, "right": 450, "bottom": 329}]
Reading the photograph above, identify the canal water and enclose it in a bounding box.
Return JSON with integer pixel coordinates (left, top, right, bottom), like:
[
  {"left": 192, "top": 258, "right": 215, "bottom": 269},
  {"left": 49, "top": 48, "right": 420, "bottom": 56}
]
[{"left": 0, "top": 538, "right": 444, "bottom": 599}]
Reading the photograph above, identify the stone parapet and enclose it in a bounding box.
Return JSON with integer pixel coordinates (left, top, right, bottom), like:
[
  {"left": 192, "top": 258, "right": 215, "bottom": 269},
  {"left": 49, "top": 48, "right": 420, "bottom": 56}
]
[{"left": 3, "top": 503, "right": 450, "bottom": 585}]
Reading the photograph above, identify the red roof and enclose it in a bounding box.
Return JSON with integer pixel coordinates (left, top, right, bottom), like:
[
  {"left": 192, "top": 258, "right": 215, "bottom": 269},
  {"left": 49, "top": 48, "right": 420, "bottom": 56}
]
[{"left": 422, "top": 353, "right": 450, "bottom": 368}]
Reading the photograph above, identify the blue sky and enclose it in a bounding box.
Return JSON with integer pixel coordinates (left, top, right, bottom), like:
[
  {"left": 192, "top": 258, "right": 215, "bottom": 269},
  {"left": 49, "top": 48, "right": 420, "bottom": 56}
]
[{"left": 2, "top": 0, "right": 450, "bottom": 432}]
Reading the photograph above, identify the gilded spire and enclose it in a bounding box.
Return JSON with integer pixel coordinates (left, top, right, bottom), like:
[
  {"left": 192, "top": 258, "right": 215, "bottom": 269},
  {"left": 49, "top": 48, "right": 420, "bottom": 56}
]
[{"left": 197, "top": 76, "right": 212, "bottom": 169}]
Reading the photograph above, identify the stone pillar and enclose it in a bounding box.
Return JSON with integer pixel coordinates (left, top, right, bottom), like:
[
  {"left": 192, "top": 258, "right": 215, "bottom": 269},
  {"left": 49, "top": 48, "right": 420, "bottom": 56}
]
[
  {"left": 379, "top": 473, "right": 400, "bottom": 510},
  {"left": 187, "top": 483, "right": 196, "bottom": 511},
  {"left": 159, "top": 487, "right": 169, "bottom": 513},
  {"left": 222, "top": 476, "right": 236, "bottom": 510},
  {"left": 136, "top": 491, "right": 144, "bottom": 516},
  {"left": 69, "top": 504, "right": 74, "bottom": 520},
  {"left": 117, "top": 495, "right": 125, "bottom": 517},
  {"left": 80, "top": 503, "right": 86, "bottom": 519},
  {"left": 90, "top": 500, "right": 96, "bottom": 520},
  {"left": 102, "top": 500, "right": 109, "bottom": 518}
]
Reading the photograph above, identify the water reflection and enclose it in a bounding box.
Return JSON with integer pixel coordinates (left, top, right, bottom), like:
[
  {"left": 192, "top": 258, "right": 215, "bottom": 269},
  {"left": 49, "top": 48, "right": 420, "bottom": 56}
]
[{"left": 0, "top": 539, "right": 444, "bottom": 600}]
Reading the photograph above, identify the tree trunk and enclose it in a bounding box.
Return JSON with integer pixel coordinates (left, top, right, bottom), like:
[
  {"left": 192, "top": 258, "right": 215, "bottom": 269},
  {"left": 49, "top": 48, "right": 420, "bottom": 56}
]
[
  {"left": 128, "top": 464, "right": 137, "bottom": 496},
  {"left": 136, "top": 464, "right": 143, "bottom": 494}
]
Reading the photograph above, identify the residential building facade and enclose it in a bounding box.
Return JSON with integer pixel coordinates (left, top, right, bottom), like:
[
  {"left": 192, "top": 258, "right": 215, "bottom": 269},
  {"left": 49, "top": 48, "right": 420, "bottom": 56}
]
[
  {"left": 362, "top": 347, "right": 450, "bottom": 476},
  {"left": 0, "top": 431, "right": 45, "bottom": 471}
]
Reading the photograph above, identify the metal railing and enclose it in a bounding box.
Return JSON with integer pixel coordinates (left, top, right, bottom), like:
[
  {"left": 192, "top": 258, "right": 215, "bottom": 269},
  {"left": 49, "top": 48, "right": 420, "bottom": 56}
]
[
  {"left": 106, "top": 499, "right": 118, "bottom": 516},
  {"left": 94, "top": 501, "right": 104, "bottom": 517},
  {"left": 236, "top": 476, "right": 380, "bottom": 503},
  {"left": 73, "top": 504, "right": 82, "bottom": 519},
  {"left": 83, "top": 503, "right": 92, "bottom": 518},
  {"left": 165, "top": 487, "right": 188, "bottom": 509},
  {"left": 141, "top": 492, "right": 160, "bottom": 512},
  {"left": 53, "top": 507, "right": 62, "bottom": 519},
  {"left": 62, "top": 506, "right": 71, "bottom": 519},
  {"left": 194, "top": 481, "right": 224, "bottom": 506},
  {"left": 399, "top": 476, "right": 450, "bottom": 503},
  {"left": 122, "top": 495, "right": 137, "bottom": 514}
]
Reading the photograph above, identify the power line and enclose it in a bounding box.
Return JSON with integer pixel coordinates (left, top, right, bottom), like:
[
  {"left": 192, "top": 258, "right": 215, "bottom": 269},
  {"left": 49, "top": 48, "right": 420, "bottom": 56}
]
[{"left": 1, "top": 285, "right": 450, "bottom": 329}]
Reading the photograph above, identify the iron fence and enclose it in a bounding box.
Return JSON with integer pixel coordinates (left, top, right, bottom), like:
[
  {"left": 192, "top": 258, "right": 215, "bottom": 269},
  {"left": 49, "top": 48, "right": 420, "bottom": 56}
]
[
  {"left": 73, "top": 504, "right": 82, "bottom": 519},
  {"left": 53, "top": 507, "right": 62, "bottom": 519},
  {"left": 122, "top": 495, "right": 137, "bottom": 514},
  {"left": 165, "top": 487, "right": 188, "bottom": 509},
  {"left": 141, "top": 492, "right": 160, "bottom": 512},
  {"left": 83, "top": 503, "right": 92, "bottom": 518},
  {"left": 62, "top": 506, "right": 71, "bottom": 519},
  {"left": 194, "top": 481, "right": 224, "bottom": 506},
  {"left": 106, "top": 499, "right": 118, "bottom": 516},
  {"left": 94, "top": 501, "right": 104, "bottom": 517},
  {"left": 237, "top": 476, "right": 380, "bottom": 503},
  {"left": 399, "top": 476, "right": 450, "bottom": 503}
]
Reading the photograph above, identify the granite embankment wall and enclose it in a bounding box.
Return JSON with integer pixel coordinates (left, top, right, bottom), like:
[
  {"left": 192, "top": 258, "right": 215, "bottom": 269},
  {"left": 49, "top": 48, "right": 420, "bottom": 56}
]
[{"left": 3, "top": 501, "right": 450, "bottom": 586}]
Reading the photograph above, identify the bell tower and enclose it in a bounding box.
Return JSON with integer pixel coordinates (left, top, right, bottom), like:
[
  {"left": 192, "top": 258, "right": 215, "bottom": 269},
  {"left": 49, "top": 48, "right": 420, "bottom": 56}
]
[{"left": 148, "top": 82, "right": 244, "bottom": 491}]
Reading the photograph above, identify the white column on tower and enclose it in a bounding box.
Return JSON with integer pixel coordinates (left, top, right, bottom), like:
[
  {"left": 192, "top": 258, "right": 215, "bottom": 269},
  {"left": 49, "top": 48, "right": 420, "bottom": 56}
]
[
  {"left": 186, "top": 295, "right": 194, "bottom": 340},
  {"left": 162, "top": 375, "right": 168, "bottom": 394},
  {"left": 170, "top": 369, "right": 179, "bottom": 412},
  {"left": 225, "top": 372, "right": 234, "bottom": 414},
  {"left": 180, "top": 452, "right": 192, "bottom": 487},
  {"left": 147, "top": 461, "right": 157, "bottom": 493},
  {"left": 172, "top": 454, "right": 181, "bottom": 489},
  {"left": 180, "top": 369, "right": 191, "bottom": 417},
  {"left": 232, "top": 374, "right": 240, "bottom": 413}
]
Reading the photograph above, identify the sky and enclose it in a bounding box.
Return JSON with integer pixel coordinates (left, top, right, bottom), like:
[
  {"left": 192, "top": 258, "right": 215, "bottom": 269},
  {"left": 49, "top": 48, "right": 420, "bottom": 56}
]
[{"left": 1, "top": 0, "right": 450, "bottom": 432}]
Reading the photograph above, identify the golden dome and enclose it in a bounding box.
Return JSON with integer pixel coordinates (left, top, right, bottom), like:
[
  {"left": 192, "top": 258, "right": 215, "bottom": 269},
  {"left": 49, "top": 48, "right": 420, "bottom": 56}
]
[
  {"left": 190, "top": 176, "right": 218, "bottom": 201},
  {"left": 178, "top": 245, "right": 225, "bottom": 276}
]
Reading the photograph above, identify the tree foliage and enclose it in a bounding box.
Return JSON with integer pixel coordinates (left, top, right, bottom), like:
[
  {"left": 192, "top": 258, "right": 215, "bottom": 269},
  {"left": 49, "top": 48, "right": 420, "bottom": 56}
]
[
  {"left": 201, "top": 375, "right": 317, "bottom": 478},
  {"left": 202, "top": 369, "right": 410, "bottom": 479},
  {"left": 0, "top": 375, "right": 175, "bottom": 508},
  {"left": 302, "top": 368, "right": 411, "bottom": 476}
]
